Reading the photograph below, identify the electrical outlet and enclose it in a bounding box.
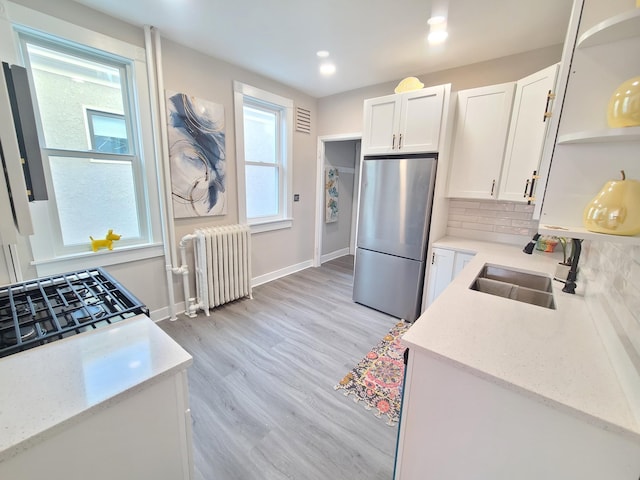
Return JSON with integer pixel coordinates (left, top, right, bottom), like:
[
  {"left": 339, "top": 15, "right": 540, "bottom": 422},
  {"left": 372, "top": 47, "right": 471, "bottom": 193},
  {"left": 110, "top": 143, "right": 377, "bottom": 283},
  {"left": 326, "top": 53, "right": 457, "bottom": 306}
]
[{"left": 293, "top": 194, "right": 300, "bottom": 202}]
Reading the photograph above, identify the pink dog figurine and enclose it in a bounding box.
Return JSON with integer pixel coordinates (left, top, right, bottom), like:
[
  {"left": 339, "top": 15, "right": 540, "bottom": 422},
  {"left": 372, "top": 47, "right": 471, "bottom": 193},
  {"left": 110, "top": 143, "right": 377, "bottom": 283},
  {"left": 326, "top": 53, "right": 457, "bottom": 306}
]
[{"left": 90, "top": 229, "right": 122, "bottom": 252}]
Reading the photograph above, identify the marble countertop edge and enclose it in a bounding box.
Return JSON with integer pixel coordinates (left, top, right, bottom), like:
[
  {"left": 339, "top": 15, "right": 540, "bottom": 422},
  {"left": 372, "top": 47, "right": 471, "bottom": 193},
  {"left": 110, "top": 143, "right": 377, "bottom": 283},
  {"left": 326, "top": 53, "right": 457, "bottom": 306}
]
[
  {"left": 403, "top": 235, "right": 640, "bottom": 443},
  {"left": 0, "top": 315, "right": 192, "bottom": 463},
  {"left": 403, "top": 337, "right": 640, "bottom": 445}
]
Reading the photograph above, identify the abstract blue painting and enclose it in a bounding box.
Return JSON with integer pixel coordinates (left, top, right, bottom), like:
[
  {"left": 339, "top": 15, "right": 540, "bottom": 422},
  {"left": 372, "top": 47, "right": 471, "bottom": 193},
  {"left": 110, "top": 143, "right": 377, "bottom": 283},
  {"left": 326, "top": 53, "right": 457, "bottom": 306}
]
[{"left": 166, "top": 90, "right": 226, "bottom": 217}]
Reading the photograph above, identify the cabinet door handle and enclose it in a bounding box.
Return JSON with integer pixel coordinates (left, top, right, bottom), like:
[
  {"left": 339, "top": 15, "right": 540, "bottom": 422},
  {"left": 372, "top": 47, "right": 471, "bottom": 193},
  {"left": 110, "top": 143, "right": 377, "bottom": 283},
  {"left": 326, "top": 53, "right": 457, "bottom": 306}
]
[
  {"left": 392, "top": 134, "right": 396, "bottom": 149},
  {"left": 431, "top": 252, "right": 435, "bottom": 264},
  {"left": 523, "top": 179, "right": 531, "bottom": 198},
  {"left": 526, "top": 170, "right": 538, "bottom": 205},
  {"left": 543, "top": 90, "right": 555, "bottom": 122},
  {"left": 399, "top": 133, "right": 403, "bottom": 149},
  {"left": 490, "top": 179, "right": 496, "bottom": 197}
]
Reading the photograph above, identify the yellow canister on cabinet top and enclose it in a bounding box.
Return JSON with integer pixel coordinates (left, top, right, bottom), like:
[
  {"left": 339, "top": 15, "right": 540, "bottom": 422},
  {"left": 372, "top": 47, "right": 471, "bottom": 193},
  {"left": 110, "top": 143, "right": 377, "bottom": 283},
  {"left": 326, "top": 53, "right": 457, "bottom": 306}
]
[{"left": 583, "top": 171, "right": 640, "bottom": 236}]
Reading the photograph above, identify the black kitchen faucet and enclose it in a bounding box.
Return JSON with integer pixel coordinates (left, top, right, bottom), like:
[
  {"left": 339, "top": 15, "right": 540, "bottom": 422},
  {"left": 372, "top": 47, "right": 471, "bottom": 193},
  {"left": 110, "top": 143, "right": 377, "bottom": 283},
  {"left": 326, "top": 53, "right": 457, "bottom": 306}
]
[{"left": 561, "top": 238, "right": 583, "bottom": 294}]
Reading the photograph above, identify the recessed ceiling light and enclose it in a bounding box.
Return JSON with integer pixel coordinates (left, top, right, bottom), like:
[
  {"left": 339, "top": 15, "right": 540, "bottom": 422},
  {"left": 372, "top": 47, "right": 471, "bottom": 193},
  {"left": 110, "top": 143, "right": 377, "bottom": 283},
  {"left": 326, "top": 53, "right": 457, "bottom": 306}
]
[
  {"left": 427, "top": 30, "right": 448, "bottom": 45},
  {"left": 427, "top": 15, "right": 446, "bottom": 26},
  {"left": 319, "top": 62, "right": 336, "bottom": 76},
  {"left": 316, "top": 50, "right": 330, "bottom": 58}
]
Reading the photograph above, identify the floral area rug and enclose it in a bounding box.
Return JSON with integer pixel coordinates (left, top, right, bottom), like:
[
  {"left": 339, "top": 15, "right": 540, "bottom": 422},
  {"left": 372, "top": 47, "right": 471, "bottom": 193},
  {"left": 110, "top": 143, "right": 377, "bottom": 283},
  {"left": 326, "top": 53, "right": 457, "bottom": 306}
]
[{"left": 334, "top": 321, "right": 410, "bottom": 426}]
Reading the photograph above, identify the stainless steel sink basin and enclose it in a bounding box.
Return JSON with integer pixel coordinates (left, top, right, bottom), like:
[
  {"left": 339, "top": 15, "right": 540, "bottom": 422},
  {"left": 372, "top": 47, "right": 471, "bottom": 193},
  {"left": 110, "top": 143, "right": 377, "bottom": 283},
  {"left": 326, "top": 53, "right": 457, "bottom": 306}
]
[
  {"left": 470, "top": 264, "right": 555, "bottom": 309},
  {"left": 476, "top": 265, "right": 553, "bottom": 292}
]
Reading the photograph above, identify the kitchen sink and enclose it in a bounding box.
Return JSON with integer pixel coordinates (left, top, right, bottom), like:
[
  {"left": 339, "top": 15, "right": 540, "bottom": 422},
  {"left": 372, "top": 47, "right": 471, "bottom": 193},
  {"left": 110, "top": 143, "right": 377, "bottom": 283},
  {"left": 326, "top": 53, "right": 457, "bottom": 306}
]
[{"left": 470, "top": 264, "right": 555, "bottom": 309}]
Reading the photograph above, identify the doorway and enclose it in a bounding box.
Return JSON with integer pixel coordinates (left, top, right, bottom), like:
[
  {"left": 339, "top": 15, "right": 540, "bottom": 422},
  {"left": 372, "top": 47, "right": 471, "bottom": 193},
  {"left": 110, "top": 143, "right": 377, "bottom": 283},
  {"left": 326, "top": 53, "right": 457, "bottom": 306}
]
[{"left": 314, "top": 134, "right": 362, "bottom": 267}]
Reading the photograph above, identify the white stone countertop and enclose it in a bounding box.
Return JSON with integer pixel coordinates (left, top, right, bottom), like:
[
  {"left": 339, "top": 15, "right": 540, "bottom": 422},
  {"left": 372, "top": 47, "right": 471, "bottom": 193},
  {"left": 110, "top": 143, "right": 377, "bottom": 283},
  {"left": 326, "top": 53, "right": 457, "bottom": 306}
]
[
  {"left": 403, "top": 236, "right": 640, "bottom": 442},
  {"left": 0, "top": 314, "right": 192, "bottom": 462}
]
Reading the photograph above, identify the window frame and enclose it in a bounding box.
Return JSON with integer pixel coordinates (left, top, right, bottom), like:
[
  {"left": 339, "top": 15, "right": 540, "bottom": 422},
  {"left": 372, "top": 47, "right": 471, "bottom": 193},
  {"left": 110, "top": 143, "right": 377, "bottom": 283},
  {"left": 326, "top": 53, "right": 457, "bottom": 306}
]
[
  {"left": 233, "top": 81, "right": 293, "bottom": 233},
  {"left": 85, "top": 108, "right": 130, "bottom": 154},
  {"left": 8, "top": 4, "right": 163, "bottom": 276}
]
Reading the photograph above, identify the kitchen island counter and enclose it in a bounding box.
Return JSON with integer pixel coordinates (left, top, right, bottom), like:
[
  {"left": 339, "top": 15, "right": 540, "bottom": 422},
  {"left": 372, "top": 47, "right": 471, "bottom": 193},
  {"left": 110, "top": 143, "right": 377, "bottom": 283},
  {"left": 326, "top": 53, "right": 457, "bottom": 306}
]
[
  {"left": 403, "top": 236, "right": 640, "bottom": 441},
  {"left": 0, "top": 314, "right": 193, "bottom": 463}
]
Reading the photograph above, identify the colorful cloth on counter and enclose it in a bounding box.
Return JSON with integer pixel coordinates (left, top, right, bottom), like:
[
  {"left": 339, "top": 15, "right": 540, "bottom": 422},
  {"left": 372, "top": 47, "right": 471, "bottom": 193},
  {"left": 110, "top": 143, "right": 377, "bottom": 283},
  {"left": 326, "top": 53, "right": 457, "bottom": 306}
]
[{"left": 334, "top": 321, "right": 410, "bottom": 426}]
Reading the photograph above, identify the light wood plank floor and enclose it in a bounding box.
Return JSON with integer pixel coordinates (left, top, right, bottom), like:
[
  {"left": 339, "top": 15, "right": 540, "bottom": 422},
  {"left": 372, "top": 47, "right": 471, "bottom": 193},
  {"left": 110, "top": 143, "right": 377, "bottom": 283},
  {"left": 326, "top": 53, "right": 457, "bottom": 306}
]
[{"left": 159, "top": 255, "right": 400, "bottom": 480}]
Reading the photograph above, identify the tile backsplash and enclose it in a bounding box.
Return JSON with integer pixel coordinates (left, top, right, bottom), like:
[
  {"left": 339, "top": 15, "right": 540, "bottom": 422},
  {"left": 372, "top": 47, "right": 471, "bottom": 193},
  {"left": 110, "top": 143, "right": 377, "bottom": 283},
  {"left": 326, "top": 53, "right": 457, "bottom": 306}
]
[
  {"left": 446, "top": 199, "right": 538, "bottom": 245},
  {"left": 580, "top": 240, "right": 640, "bottom": 417},
  {"left": 581, "top": 240, "right": 640, "bottom": 368}
]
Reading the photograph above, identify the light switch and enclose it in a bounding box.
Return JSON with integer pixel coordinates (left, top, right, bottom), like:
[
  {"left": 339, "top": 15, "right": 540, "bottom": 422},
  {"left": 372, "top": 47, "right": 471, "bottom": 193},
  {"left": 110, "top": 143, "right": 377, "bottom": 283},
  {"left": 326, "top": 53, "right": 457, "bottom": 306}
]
[{"left": 294, "top": 194, "right": 300, "bottom": 202}]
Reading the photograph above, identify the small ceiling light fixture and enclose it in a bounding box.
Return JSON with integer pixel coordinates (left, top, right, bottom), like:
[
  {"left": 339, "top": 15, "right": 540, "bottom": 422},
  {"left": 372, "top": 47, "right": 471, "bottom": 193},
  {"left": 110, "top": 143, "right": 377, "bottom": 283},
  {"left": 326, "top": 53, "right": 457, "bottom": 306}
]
[
  {"left": 427, "top": 14, "right": 448, "bottom": 45},
  {"left": 316, "top": 50, "right": 330, "bottom": 58},
  {"left": 319, "top": 62, "right": 336, "bottom": 76},
  {"left": 427, "top": 30, "right": 449, "bottom": 44}
]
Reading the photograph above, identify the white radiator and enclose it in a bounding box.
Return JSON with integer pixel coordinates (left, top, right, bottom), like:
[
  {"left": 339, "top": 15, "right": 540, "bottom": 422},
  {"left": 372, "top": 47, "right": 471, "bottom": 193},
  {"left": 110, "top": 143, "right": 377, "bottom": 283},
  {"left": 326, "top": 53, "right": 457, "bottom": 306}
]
[{"left": 194, "top": 224, "right": 252, "bottom": 313}]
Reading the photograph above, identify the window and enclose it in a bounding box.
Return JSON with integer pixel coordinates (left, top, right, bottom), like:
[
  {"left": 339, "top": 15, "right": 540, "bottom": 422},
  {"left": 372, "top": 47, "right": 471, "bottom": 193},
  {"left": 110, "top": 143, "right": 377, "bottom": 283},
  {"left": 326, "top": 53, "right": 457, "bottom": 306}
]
[
  {"left": 86, "top": 109, "right": 129, "bottom": 154},
  {"left": 9, "top": 11, "right": 162, "bottom": 273},
  {"left": 233, "top": 81, "right": 293, "bottom": 232}
]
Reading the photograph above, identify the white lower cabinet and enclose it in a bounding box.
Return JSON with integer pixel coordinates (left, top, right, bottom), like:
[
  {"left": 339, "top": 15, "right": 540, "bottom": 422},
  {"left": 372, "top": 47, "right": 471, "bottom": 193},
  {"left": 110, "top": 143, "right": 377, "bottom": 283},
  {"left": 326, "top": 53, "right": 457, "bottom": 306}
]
[
  {"left": 1, "top": 371, "right": 193, "bottom": 480},
  {"left": 425, "top": 247, "right": 475, "bottom": 306},
  {"left": 395, "top": 348, "right": 640, "bottom": 480},
  {"left": 452, "top": 250, "right": 474, "bottom": 278}
]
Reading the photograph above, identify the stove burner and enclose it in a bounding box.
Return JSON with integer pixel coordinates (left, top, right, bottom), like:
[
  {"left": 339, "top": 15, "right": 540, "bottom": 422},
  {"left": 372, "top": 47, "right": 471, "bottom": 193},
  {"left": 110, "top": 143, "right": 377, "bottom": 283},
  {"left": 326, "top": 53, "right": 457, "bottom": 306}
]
[
  {"left": 2, "top": 325, "right": 37, "bottom": 345},
  {"left": 71, "top": 305, "right": 106, "bottom": 323},
  {"left": 0, "top": 268, "right": 148, "bottom": 358}
]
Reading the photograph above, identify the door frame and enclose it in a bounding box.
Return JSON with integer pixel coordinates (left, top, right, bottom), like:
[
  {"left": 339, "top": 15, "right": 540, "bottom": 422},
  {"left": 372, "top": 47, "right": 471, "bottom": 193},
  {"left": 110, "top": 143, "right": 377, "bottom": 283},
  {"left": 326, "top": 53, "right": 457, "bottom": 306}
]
[{"left": 314, "top": 133, "right": 362, "bottom": 267}]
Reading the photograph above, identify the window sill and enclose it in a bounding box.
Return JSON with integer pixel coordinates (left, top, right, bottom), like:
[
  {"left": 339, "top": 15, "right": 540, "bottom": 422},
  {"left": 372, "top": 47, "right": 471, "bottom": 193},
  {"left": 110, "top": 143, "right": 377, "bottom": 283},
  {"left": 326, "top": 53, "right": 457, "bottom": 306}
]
[
  {"left": 31, "top": 243, "right": 165, "bottom": 277},
  {"left": 249, "top": 218, "right": 293, "bottom": 234}
]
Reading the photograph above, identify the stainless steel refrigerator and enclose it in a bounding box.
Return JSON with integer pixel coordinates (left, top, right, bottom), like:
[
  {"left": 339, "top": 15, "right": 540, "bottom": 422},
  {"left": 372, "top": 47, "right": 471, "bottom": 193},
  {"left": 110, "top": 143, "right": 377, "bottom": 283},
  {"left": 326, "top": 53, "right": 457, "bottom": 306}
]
[{"left": 353, "top": 154, "right": 437, "bottom": 322}]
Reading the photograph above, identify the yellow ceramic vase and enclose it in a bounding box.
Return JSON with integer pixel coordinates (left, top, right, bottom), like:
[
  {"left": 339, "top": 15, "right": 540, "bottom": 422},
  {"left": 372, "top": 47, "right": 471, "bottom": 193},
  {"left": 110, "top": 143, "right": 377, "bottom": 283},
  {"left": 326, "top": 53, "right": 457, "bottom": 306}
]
[
  {"left": 583, "top": 171, "right": 640, "bottom": 236},
  {"left": 607, "top": 76, "right": 640, "bottom": 128}
]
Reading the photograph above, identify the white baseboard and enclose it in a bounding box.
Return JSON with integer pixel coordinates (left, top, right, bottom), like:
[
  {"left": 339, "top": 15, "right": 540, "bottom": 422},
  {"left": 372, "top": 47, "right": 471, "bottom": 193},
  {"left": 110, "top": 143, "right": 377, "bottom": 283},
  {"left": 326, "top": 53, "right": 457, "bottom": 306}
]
[
  {"left": 320, "top": 248, "right": 350, "bottom": 264},
  {"left": 149, "top": 302, "right": 186, "bottom": 323},
  {"left": 157, "top": 261, "right": 315, "bottom": 322},
  {"left": 252, "top": 259, "right": 314, "bottom": 287}
]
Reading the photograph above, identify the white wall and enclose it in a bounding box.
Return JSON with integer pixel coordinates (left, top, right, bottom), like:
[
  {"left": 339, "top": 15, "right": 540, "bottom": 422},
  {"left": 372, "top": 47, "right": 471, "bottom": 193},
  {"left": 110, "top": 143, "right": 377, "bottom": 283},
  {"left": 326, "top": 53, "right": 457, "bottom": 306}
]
[
  {"left": 161, "top": 40, "right": 318, "bottom": 284},
  {"left": 8, "top": 0, "right": 318, "bottom": 317}
]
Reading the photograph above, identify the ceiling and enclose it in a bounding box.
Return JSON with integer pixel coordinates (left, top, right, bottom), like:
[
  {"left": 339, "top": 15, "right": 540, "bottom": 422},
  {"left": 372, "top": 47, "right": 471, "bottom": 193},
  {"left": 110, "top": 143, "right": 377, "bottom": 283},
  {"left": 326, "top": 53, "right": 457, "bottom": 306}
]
[{"left": 71, "top": 0, "right": 574, "bottom": 98}]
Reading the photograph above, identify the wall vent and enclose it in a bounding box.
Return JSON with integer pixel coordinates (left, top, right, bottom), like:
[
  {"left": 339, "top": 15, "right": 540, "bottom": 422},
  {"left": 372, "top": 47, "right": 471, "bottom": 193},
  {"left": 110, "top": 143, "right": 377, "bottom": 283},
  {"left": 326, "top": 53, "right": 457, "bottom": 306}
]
[{"left": 295, "top": 107, "right": 311, "bottom": 134}]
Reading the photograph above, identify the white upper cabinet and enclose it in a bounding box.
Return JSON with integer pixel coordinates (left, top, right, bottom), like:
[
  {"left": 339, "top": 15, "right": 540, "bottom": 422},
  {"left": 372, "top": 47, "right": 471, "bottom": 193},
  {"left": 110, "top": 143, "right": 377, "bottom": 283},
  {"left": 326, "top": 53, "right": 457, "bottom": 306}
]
[
  {"left": 362, "top": 95, "right": 400, "bottom": 155},
  {"left": 498, "top": 64, "right": 559, "bottom": 203},
  {"left": 398, "top": 88, "right": 445, "bottom": 153},
  {"left": 362, "top": 86, "right": 445, "bottom": 155},
  {"left": 447, "top": 64, "right": 561, "bottom": 203},
  {"left": 446, "top": 83, "right": 515, "bottom": 199}
]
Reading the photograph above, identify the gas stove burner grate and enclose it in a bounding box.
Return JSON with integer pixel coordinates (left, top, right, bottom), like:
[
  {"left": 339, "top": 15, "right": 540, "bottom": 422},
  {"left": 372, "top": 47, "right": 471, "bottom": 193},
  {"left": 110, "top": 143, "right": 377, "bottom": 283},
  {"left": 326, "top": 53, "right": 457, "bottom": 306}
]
[{"left": 0, "top": 267, "right": 148, "bottom": 358}]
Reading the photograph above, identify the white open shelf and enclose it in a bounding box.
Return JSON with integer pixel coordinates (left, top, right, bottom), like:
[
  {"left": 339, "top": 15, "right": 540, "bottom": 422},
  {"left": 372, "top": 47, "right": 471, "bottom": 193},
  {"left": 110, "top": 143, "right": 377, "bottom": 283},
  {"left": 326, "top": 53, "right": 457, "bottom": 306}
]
[
  {"left": 557, "top": 126, "right": 640, "bottom": 144},
  {"left": 539, "top": 224, "right": 640, "bottom": 244},
  {"left": 578, "top": 9, "right": 640, "bottom": 48}
]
